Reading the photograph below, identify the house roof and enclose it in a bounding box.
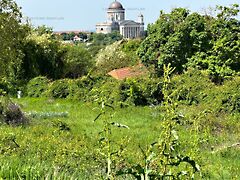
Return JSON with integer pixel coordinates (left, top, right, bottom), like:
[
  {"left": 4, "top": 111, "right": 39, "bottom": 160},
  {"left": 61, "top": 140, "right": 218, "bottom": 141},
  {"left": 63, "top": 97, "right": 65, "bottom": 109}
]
[{"left": 108, "top": 64, "right": 148, "bottom": 80}]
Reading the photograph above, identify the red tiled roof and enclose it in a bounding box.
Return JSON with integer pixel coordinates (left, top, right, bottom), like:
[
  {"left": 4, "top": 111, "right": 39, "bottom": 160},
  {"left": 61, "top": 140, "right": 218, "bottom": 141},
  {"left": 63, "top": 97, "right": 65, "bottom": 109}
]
[{"left": 108, "top": 64, "right": 148, "bottom": 80}]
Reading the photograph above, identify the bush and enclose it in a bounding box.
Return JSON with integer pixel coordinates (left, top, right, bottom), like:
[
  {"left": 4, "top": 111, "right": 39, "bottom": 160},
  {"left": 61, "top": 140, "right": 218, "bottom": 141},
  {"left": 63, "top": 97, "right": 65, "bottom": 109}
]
[
  {"left": 207, "top": 76, "right": 240, "bottom": 113},
  {"left": 43, "top": 75, "right": 102, "bottom": 100},
  {"left": 172, "top": 69, "right": 214, "bottom": 105},
  {"left": 120, "top": 39, "right": 141, "bottom": 64},
  {"left": 0, "top": 97, "right": 28, "bottom": 126},
  {"left": 0, "top": 78, "right": 8, "bottom": 95},
  {"left": 26, "top": 75, "right": 164, "bottom": 107},
  {"left": 119, "top": 78, "right": 163, "bottom": 106},
  {"left": 62, "top": 45, "right": 93, "bottom": 78},
  {"left": 171, "top": 69, "right": 240, "bottom": 113},
  {"left": 45, "top": 79, "right": 78, "bottom": 99},
  {"left": 95, "top": 41, "right": 131, "bottom": 75},
  {"left": 88, "top": 77, "right": 163, "bottom": 106},
  {"left": 0, "top": 77, "right": 22, "bottom": 96},
  {"left": 87, "top": 78, "right": 121, "bottom": 105},
  {"left": 27, "top": 76, "right": 50, "bottom": 97},
  {"left": 119, "top": 79, "right": 147, "bottom": 106},
  {"left": 26, "top": 75, "right": 104, "bottom": 100}
]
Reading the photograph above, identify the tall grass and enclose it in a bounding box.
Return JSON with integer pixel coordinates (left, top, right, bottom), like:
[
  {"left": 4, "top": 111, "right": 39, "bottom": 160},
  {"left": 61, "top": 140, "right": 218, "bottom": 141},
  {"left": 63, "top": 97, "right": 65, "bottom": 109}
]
[{"left": 0, "top": 90, "right": 238, "bottom": 179}]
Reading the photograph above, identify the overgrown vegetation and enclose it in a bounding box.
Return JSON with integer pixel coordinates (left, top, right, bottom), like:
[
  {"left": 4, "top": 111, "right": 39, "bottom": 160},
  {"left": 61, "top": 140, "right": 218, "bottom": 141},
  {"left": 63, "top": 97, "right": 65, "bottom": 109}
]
[
  {"left": 0, "top": 0, "right": 240, "bottom": 179},
  {"left": 138, "top": 4, "right": 240, "bottom": 83},
  {"left": 0, "top": 89, "right": 239, "bottom": 178},
  {"left": 0, "top": 96, "right": 28, "bottom": 126}
]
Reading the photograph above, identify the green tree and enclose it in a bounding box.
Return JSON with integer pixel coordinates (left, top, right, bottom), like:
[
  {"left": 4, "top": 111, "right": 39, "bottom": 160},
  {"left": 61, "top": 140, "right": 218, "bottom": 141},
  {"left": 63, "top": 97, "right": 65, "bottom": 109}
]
[
  {"left": 62, "top": 45, "right": 93, "bottom": 78},
  {"left": 0, "top": 0, "right": 27, "bottom": 80},
  {"left": 188, "top": 4, "right": 240, "bottom": 83},
  {"left": 89, "top": 31, "right": 122, "bottom": 46},
  {"left": 69, "top": 32, "right": 75, "bottom": 41},
  {"left": 78, "top": 32, "right": 88, "bottom": 40},
  {"left": 95, "top": 41, "right": 130, "bottom": 75},
  {"left": 60, "top": 33, "right": 69, "bottom": 41},
  {"left": 121, "top": 39, "right": 142, "bottom": 63},
  {"left": 22, "top": 27, "right": 65, "bottom": 79},
  {"left": 137, "top": 8, "right": 211, "bottom": 75},
  {"left": 138, "top": 5, "right": 240, "bottom": 82}
]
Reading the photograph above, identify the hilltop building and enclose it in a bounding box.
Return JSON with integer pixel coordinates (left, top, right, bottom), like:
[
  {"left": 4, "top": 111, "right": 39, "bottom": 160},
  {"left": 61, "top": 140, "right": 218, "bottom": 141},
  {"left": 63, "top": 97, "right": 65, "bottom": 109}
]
[{"left": 96, "top": 1, "right": 144, "bottom": 39}]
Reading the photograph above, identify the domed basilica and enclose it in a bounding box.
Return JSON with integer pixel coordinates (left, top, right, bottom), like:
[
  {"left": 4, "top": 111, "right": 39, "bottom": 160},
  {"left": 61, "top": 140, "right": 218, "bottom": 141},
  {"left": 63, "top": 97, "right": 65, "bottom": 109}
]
[{"left": 96, "top": 1, "right": 144, "bottom": 39}]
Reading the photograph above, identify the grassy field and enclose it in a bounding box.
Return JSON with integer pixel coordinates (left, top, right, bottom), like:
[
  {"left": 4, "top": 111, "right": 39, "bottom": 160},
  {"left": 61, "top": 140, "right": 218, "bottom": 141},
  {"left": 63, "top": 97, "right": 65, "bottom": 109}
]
[{"left": 0, "top": 97, "right": 239, "bottom": 179}]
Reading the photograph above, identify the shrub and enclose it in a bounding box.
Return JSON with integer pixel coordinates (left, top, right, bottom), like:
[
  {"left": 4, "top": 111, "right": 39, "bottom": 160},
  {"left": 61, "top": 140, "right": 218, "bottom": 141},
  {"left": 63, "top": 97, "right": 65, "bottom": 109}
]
[
  {"left": 120, "top": 39, "right": 141, "bottom": 64},
  {"left": 95, "top": 41, "right": 131, "bottom": 75},
  {"left": 119, "top": 79, "right": 148, "bottom": 106},
  {"left": 0, "top": 77, "right": 21, "bottom": 96},
  {"left": 46, "top": 79, "right": 77, "bottom": 99},
  {"left": 26, "top": 75, "right": 163, "bottom": 106},
  {"left": 27, "top": 76, "right": 49, "bottom": 97},
  {"left": 88, "top": 77, "right": 163, "bottom": 107},
  {"left": 62, "top": 45, "right": 93, "bottom": 78},
  {"left": 87, "top": 78, "right": 120, "bottom": 104},
  {"left": 115, "top": 77, "right": 162, "bottom": 106},
  {"left": 171, "top": 69, "right": 240, "bottom": 113},
  {"left": 0, "top": 97, "right": 28, "bottom": 126},
  {"left": 72, "top": 75, "right": 104, "bottom": 100},
  {"left": 207, "top": 76, "right": 240, "bottom": 113},
  {"left": 26, "top": 75, "right": 104, "bottom": 100},
  {"left": 172, "top": 69, "right": 214, "bottom": 105},
  {"left": 137, "top": 77, "right": 163, "bottom": 105}
]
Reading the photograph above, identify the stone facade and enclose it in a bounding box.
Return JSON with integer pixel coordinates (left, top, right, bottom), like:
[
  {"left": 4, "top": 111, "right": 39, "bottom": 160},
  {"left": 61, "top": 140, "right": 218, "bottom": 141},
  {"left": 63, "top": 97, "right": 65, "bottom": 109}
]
[{"left": 96, "top": 1, "right": 144, "bottom": 38}]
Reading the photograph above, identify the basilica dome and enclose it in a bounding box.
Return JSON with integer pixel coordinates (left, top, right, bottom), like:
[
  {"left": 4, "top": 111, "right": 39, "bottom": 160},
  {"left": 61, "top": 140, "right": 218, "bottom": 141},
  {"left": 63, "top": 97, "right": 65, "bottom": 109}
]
[{"left": 108, "top": 1, "right": 124, "bottom": 10}]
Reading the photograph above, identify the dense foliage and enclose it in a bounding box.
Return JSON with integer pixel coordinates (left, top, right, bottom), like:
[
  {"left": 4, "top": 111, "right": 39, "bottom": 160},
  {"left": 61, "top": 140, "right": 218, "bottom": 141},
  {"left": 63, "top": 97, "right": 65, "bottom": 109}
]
[
  {"left": 26, "top": 68, "right": 240, "bottom": 113},
  {"left": 22, "top": 28, "right": 65, "bottom": 79},
  {"left": 26, "top": 75, "right": 162, "bottom": 106},
  {"left": 95, "top": 41, "right": 133, "bottom": 75},
  {"left": 89, "top": 31, "right": 123, "bottom": 46},
  {"left": 138, "top": 5, "right": 240, "bottom": 82},
  {"left": 0, "top": 0, "right": 28, "bottom": 91},
  {"left": 1, "top": 71, "right": 240, "bottom": 178},
  {"left": 62, "top": 45, "right": 93, "bottom": 78},
  {"left": 59, "top": 32, "right": 88, "bottom": 41},
  {"left": 120, "top": 39, "right": 142, "bottom": 64},
  {"left": 1, "top": 1, "right": 240, "bottom": 178}
]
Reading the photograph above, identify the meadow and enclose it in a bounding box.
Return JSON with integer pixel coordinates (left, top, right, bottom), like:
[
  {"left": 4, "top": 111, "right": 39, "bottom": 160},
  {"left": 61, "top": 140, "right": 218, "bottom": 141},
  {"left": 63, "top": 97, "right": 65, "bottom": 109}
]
[
  {"left": 0, "top": 97, "right": 239, "bottom": 179},
  {"left": 0, "top": 1, "right": 240, "bottom": 179}
]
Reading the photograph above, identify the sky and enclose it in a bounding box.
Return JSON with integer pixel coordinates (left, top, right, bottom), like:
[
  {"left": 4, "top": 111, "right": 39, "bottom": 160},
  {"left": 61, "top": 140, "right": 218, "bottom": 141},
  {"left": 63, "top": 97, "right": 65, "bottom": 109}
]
[{"left": 15, "top": 0, "right": 239, "bottom": 31}]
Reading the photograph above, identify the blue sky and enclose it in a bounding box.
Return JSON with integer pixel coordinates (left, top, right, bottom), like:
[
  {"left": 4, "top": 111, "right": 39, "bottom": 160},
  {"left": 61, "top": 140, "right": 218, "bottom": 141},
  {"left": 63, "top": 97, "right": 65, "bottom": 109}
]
[{"left": 15, "top": 0, "right": 239, "bottom": 31}]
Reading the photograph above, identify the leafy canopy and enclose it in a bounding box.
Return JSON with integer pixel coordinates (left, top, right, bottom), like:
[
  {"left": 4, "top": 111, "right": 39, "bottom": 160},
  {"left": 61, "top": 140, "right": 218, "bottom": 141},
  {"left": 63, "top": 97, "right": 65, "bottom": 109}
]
[{"left": 137, "top": 5, "right": 240, "bottom": 83}]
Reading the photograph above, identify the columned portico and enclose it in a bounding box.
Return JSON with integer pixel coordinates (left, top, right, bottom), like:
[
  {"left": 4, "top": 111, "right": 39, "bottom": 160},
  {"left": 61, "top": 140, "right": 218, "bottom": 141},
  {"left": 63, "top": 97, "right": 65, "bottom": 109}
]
[{"left": 119, "top": 20, "right": 143, "bottom": 39}]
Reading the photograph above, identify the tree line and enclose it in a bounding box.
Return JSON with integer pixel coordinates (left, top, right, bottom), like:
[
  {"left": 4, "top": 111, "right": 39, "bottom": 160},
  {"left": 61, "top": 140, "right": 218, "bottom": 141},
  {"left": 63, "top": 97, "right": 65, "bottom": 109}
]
[{"left": 0, "top": 0, "right": 239, "bottom": 95}]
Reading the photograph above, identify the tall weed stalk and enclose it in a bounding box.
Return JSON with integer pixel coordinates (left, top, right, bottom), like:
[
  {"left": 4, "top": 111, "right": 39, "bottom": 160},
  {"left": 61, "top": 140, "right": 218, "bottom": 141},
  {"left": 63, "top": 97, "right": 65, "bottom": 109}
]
[
  {"left": 94, "top": 102, "right": 129, "bottom": 179},
  {"left": 120, "top": 64, "right": 201, "bottom": 179}
]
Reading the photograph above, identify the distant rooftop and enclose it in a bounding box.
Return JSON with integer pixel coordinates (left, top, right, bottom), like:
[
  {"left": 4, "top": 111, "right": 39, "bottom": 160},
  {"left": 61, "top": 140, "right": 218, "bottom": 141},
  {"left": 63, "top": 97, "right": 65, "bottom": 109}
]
[{"left": 54, "top": 30, "right": 92, "bottom": 35}]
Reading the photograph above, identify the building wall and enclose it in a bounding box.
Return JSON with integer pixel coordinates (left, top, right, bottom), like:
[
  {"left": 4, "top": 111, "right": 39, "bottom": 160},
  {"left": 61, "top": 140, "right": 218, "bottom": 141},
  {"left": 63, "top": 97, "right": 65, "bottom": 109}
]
[
  {"left": 96, "top": 24, "right": 112, "bottom": 34},
  {"left": 107, "top": 9, "right": 125, "bottom": 22}
]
